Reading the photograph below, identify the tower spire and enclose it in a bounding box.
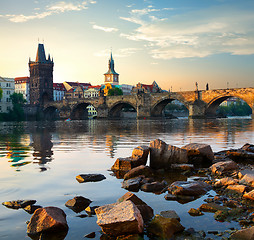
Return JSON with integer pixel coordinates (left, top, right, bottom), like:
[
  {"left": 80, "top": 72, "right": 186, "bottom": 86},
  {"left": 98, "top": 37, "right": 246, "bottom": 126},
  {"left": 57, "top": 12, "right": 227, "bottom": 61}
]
[{"left": 35, "top": 43, "right": 46, "bottom": 63}]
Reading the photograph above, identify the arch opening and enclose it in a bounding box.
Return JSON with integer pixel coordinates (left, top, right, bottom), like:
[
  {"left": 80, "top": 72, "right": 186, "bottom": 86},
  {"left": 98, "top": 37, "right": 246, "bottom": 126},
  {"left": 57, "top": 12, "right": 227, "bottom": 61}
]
[
  {"left": 206, "top": 96, "right": 252, "bottom": 118},
  {"left": 151, "top": 99, "right": 189, "bottom": 118},
  {"left": 109, "top": 102, "right": 137, "bottom": 118},
  {"left": 43, "top": 106, "right": 60, "bottom": 121},
  {"left": 71, "top": 103, "right": 97, "bottom": 120},
  {"left": 42, "top": 92, "right": 49, "bottom": 104}
]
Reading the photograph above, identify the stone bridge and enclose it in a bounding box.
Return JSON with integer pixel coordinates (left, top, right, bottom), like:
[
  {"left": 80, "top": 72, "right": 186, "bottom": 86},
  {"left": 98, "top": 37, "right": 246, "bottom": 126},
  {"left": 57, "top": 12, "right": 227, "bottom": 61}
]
[{"left": 43, "top": 88, "right": 254, "bottom": 119}]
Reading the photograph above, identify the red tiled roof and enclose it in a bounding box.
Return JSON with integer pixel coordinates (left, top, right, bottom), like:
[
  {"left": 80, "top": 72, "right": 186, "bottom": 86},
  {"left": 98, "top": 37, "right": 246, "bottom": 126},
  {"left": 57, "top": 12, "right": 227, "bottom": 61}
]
[
  {"left": 15, "top": 77, "right": 30, "bottom": 83},
  {"left": 65, "top": 82, "right": 91, "bottom": 87},
  {"left": 88, "top": 85, "right": 101, "bottom": 89},
  {"left": 53, "top": 83, "right": 66, "bottom": 91}
]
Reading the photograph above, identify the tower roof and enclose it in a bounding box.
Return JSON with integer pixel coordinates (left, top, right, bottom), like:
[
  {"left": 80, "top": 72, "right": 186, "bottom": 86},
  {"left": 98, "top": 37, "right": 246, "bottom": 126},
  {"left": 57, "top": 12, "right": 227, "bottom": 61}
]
[
  {"left": 104, "top": 52, "right": 119, "bottom": 75},
  {"left": 34, "top": 43, "right": 53, "bottom": 63}
]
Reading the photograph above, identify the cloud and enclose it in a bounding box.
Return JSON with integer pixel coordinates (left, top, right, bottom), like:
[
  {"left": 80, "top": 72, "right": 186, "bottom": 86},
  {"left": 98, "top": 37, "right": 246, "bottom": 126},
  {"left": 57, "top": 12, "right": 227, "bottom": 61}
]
[
  {"left": 94, "top": 48, "right": 141, "bottom": 58},
  {"left": 0, "top": 0, "right": 96, "bottom": 23},
  {"left": 92, "top": 25, "right": 118, "bottom": 33},
  {"left": 120, "top": 5, "right": 254, "bottom": 59}
]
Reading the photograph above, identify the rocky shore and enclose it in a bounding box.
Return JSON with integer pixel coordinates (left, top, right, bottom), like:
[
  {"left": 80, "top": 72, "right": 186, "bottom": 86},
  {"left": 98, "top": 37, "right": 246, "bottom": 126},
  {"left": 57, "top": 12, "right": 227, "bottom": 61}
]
[{"left": 2, "top": 140, "right": 254, "bottom": 239}]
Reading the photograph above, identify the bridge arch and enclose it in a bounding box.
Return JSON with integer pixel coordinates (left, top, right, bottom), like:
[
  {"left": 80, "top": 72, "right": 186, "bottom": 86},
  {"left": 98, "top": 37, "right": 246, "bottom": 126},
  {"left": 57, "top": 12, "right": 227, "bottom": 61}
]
[
  {"left": 109, "top": 101, "right": 137, "bottom": 118},
  {"left": 43, "top": 106, "right": 60, "bottom": 121},
  {"left": 151, "top": 97, "right": 189, "bottom": 118},
  {"left": 206, "top": 95, "right": 253, "bottom": 117},
  {"left": 70, "top": 102, "right": 97, "bottom": 120}
]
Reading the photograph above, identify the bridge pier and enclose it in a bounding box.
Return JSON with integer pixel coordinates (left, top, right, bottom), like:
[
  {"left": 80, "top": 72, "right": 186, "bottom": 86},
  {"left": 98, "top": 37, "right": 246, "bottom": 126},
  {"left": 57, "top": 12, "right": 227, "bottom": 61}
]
[
  {"left": 188, "top": 100, "right": 207, "bottom": 119},
  {"left": 97, "top": 105, "right": 109, "bottom": 118}
]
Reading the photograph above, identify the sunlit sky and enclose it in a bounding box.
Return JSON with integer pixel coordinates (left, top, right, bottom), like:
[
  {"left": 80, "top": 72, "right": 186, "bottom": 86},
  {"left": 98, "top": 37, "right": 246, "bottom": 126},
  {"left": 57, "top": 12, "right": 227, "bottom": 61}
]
[{"left": 0, "top": 0, "right": 254, "bottom": 91}]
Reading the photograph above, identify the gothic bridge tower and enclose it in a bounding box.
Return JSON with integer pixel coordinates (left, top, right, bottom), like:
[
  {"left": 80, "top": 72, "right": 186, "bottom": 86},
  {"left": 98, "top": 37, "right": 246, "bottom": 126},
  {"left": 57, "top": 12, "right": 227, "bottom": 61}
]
[
  {"left": 29, "top": 43, "right": 54, "bottom": 105},
  {"left": 104, "top": 52, "right": 119, "bottom": 85}
]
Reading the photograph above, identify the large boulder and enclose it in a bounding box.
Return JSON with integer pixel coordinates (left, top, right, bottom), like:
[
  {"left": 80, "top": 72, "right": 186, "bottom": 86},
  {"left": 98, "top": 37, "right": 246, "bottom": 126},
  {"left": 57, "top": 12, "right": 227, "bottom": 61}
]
[
  {"left": 181, "top": 143, "right": 214, "bottom": 167},
  {"left": 65, "top": 196, "right": 92, "bottom": 213},
  {"left": 210, "top": 160, "right": 238, "bottom": 175},
  {"left": 95, "top": 201, "right": 144, "bottom": 236},
  {"left": 76, "top": 174, "right": 106, "bottom": 183},
  {"left": 117, "top": 192, "right": 154, "bottom": 223},
  {"left": 149, "top": 139, "right": 188, "bottom": 170},
  {"left": 169, "top": 181, "right": 211, "bottom": 196},
  {"left": 230, "top": 226, "right": 254, "bottom": 240},
  {"left": 27, "top": 206, "right": 68, "bottom": 240},
  {"left": 124, "top": 165, "right": 153, "bottom": 180},
  {"left": 240, "top": 173, "right": 254, "bottom": 187},
  {"left": 226, "top": 184, "right": 248, "bottom": 194},
  {"left": 147, "top": 214, "right": 184, "bottom": 240},
  {"left": 131, "top": 146, "right": 150, "bottom": 166}
]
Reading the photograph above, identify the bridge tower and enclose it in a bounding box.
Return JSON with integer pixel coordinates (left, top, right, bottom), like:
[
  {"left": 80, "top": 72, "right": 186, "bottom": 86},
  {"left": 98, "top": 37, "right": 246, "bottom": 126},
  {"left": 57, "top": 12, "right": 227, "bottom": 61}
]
[
  {"left": 104, "top": 52, "right": 119, "bottom": 85},
  {"left": 29, "top": 43, "right": 54, "bottom": 105}
]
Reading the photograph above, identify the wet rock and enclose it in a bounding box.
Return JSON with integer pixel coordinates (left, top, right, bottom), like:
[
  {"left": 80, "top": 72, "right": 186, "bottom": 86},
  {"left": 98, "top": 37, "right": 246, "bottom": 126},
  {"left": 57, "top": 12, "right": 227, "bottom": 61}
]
[
  {"left": 171, "top": 164, "right": 194, "bottom": 171},
  {"left": 243, "top": 189, "right": 254, "bottom": 201},
  {"left": 95, "top": 201, "right": 144, "bottom": 236},
  {"left": 164, "top": 194, "right": 178, "bottom": 201},
  {"left": 123, "top": 165, "right": 153, "bottom": 180},
  {"left": 84, "top": 232, "right": 96, "bottom": 238},
  {"left": 2, "top": 200, "right": 37, "bottom": 210},
  {"left": 149, "top": 139, "right": 188, "bottom": 170},
  {"left": 238, "top": 169, "right": 254, "bottom": 179},
  {"left": 24, "top": 205, "right": 42, "bottom": 214},
  {"left": 160, "top": 210, "right": 180, "bottom": 221},
  {"left": 85, "top": 206, "right": 100, "bottom": 215},
  {"left": 239, "top": 173, "right": 254, "bottom": 187},
  {"left": 210, "top": 160, "right": 238, "bottom": 175},
  {"left": 214, "top": 177, "right": 238, "bottom": 187},
  {"left": 227, "top": 149, "right": 254, "bottom": 160},
  {"left": 241, "top": 143, "right": 254, "bottom": 153},
  {"left": 147, "top": 214, "right": 184, "bottom": 240},
  {"left": 65, "top": 196, "right": 92, "bottom": 213},
  {"left": 226, "top": 184, "right": 248, "bottom": 194},
  {"left": 131, "top": 146, "right": 150, "bottom": 166},
  {"left": 181, "top": 143, "right": 214, "bottom": 167},
  {"left": 122, "top": 177, "right": 143, "bottom": 192},
  {"left": 188, "top": 208, "right": 204, "bottom": 216},
  {"left": 198, "top": 203, "right": 228, "bottom": 213},
  {"left": 170, "top": 181, "right": 211, "bottom": 196},
  {"left": 27, "top": 206, "right": 68, "bottom": 240},
  {"left": 230, "top": 226, "right": 254, "bottom": 239},
  {"left": 76, "top": 174, "right": 106, "bottom": 183},
  {"left": 117, "top": 192, "right": 154, "bottom": 223},
  {"left": 140, "top": 181, "right": 166, "bottom": 193}
]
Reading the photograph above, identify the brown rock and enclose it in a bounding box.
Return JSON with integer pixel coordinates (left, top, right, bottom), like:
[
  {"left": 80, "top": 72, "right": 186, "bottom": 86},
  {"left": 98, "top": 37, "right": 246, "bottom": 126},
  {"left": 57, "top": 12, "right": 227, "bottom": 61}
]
[
  {"left": 227, "top": 184, "right": 248, "bottom": 194},
  {"left": 140, "top": 182, "right": 166, "bottom": 193},
  {"left": 24, "top": 205, "right": 42, "bottom": 214},
  {"left": 76, "top": 174, "right": 106, "bottom": 183},
  {"left": 171, "top": 164, "right": 194, "bottom": 171},
  {"left": 149, "top": 139, "right": 188, "bottom": 170},
  {"left": 124, "top": 165, "right": 153, "bottom": 180},
  {"left": 188, "top": 208, "right": 204, "bottom": 216},
  {"left": 147, "top": 214, "right": 184, "bottom": 240},
  {"left": 117, "top": 192, "right": 154, "bottom": 223},
  {"left": 27, "top": 206, "right": 68, "bottom": 239},
  {"left": 160, "top": 210, "right": 180, "bottom": 221},
  {"left": 85, "top": 206, "right": 100, "bottom": 215},
  {"left": 241, "top": 143, "right": 254, "bottom": 153},
  {"left": 210, "top": 160, "right": 238, "bottom": 175},
  {"left": 116, "top": 234, "right": 144, "bottom": 240},
  {"left": 230, "top": 226, "right": 254, "bottom": 240},
  {"left": 65, "top": 196, "right": 92, "bottom": 213},
  {"left": 84, "top": 232, "right": 96, "bottom": 238},
  {"left": 214, "top": 177, "right": 238, "bottom": 187},
  {"left": 181, "top": 143, "right": 214, "bottom": 166},
  {"left": 122, "top": 177, "right": 143, "bottom": 192},
  {"left": 170, "top": 181, "right": 211, "bottom": 196},
  {"left": 198, "top": 203, "right": 228, "bottom": 213},
  {"left": 131, "top": 146, "right": 150, "bottom": 166},
  {"left": 111, "top": 157, "right": 145, "bottom": 171},
  {"left": 240, "top": 173, "right": 254, "bottom": 187},
  {"left": 2, "top": 200, "right": 36, "bottom": 209},
  {"left": 95, "top": 201, "right": 144, "bottom": 236},
  {"left": 226, "top": 149, "right": 254, "bottom": 160},
  {"left": 243, "top": 190, "right": 254, "bottom": 201}
]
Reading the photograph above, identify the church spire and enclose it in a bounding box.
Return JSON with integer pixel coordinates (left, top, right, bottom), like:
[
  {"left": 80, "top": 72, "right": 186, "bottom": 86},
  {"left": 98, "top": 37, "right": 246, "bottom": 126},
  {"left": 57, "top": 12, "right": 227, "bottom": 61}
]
[
  {"left": 104, "top": 51, "right": 119, "bottom": 85},
  {"left": 35, "top": 43, "right": 47, "bottom": 63}
]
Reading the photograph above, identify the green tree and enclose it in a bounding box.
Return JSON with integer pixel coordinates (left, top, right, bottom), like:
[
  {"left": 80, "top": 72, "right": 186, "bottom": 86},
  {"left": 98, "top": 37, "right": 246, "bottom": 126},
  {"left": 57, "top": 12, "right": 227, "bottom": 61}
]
[
  {"left": 107, "top": 87, "right": 123, "bottom": 96},
  {"left": 0, "top": 87, "right": 2, "bottom": 99},
  {"left": 7, "top": 93, "right": 26, "bottom": 121}
]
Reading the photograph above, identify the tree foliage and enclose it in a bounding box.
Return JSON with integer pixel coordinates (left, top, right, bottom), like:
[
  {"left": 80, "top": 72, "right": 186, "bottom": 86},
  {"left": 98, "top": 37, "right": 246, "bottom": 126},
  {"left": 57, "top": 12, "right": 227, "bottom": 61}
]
[
  {"left": 107, "top": 87, "right": 123, "bottom": 96},
  {"left": 0, "top": 88, "right": 2, "bottom": 99},
  {"left": 217, "top": 99, "right": 252, "bottom": 116}
]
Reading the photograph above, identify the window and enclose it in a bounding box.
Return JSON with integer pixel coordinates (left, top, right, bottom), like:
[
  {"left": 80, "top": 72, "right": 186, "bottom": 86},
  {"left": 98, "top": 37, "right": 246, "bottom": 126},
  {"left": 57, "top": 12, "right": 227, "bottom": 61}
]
[
  {"left": 7, "top": 90, "right": 10, "bottom": 95},
  {"left": 7, "top": 106, "right": 11, "bottom": 111}
]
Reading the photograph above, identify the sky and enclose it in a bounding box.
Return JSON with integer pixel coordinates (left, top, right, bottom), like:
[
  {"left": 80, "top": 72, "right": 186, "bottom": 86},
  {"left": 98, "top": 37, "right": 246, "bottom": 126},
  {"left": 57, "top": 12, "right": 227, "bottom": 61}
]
[{"left": 0, "top": 0, "right": 254, "bottom": 91}]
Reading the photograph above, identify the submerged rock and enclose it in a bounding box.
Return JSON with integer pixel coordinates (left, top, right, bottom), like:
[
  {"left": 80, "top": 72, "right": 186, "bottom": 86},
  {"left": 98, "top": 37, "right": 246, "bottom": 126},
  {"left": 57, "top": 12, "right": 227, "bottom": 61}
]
[
  {"left": 76, "top": 174, "right": 106, "bottom": 183},
  {"left": 160, "top": 210, "right": 180, "bottom": 221},
  {"left": 188, "top": 208, "right": 204, "bottom": 216},
  {"left": 147, "top": 214, "right": 184, "bottom": 240},
  {"left": 140, "top": 181, "right": 166, "bottom": 193},
  {"left": 27, "top": 206, "right": 68, "bottom": 240},
  {"left": 2, "top": 200, "right": 36, "bottom": 209},
  {"left": 122, "top": 177, "right": 143, "bottom": 192},
  {"left": 95, "top": 201, "right": 144, "bottom": 236},
  {"left": 198, "top": 203, "right": 228, "bottom": 213},
  {"left": 181, "top": 143, "right": 214, "bottom": 167},
  {"left": 149, "top": 139, "right": 188, "bottom": 170},
  {"left": 65, "top": 196, "right": 92, "bottom": 213}
]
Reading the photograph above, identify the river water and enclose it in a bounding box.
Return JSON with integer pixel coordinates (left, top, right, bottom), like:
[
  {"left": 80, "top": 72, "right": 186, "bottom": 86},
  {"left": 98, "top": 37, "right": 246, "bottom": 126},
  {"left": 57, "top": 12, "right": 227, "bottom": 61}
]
[{"left": 0, "top": 117, "right": 253, "bottom": 240}]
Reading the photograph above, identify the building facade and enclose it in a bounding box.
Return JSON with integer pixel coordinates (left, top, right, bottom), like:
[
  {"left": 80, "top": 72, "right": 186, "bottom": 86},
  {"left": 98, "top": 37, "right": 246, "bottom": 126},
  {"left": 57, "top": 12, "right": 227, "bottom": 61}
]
[
  {"left": 104, "top": 53, "right": 119, "bottom": 85},
  {"left": 15, "top": 77, "right": 30, "bottom": 103},
  {"left": 131, "top": 81, "right": 161, "bottom": 94},
  {"left": 0, "top": 77, "right": 15, "bottom": 113},
  {"left": 53, "top": 83, "right": 65, "bottom": 101},
  {"left": 29, "top": 43, "right": 54, "bottom": 105},
  {"left": 84, "top": 85, "right": 101, "bottom": 98}
]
